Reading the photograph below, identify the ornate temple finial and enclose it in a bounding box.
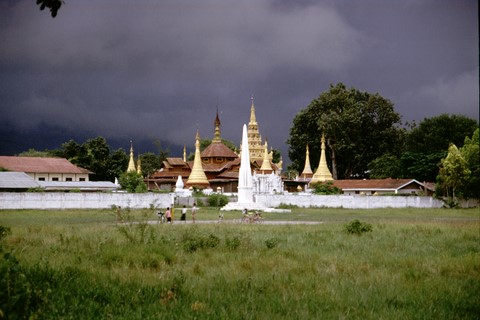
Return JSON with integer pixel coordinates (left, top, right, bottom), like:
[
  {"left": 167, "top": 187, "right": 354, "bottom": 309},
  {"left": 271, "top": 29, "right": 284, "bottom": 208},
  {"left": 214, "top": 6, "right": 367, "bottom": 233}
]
[
  {"left": 310, "top": 133, "right": 333, "bottom": 183},
  {"left": 136, "top": 153, "right": 142, "bottom": 175},
  {"left": 212, "top": 107, "right": 222, "bottom": 143},
  {"left": 301, "top": 144, "right": 313, "bottom": 178},
  {"left": 259, "top": 139, "right": 273, "bottom": 172},
  {"left": 127, "top": 140, "right": 136, "bottom": 173},
  {"left": 249, "top": 96, "right": 257, "bottom": 125},
  {"left": 183, "top": 145, "right": 187, "bottom": 162},
  {"left": 247, "top": 96, "right": 265, "bottom": 161},
  {"left": 187, "top": 131, "right": 210, "bottom": 187}
]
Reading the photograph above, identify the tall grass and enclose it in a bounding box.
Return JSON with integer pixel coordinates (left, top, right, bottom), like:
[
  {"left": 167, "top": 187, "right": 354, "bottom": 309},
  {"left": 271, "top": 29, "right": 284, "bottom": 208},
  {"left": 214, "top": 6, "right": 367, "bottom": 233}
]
[{"left": 0, "top": 208, "right": 479, "bottom": 319}]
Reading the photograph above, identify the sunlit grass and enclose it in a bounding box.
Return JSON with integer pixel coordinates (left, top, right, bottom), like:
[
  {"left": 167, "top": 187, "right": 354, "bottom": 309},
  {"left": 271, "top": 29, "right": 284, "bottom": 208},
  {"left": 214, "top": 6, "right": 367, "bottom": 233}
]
[{"left": 0, "top": 208, "right": 479, "bottom": 319}]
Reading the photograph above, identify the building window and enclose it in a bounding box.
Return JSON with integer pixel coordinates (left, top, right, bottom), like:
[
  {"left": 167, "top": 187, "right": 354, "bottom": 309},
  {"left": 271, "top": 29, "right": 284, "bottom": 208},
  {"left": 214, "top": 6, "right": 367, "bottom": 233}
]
[
  {"left": 39, "top": 177, "right": 45, "bottom": 181},
  {"left": 52, "top": 177, "right": 59, "bottom": 181},
  {"left": 66, "top": 177, "right": 73, "bottom": 182},
  {"left": 79, "top": 178, "right": 86, "bottom": 182}
]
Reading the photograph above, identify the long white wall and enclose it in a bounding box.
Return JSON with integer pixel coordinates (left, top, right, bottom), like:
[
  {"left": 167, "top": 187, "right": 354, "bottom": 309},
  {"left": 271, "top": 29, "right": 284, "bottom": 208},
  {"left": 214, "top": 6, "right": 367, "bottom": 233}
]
[
  {"left": 1, "top": 192, "right": 477, "bottom": 210},
  {"left": 0, "top": 192, "right": 173, "bottom": 210},
  {"left": 255, "top": 194, "right": 445, "bottom": 209}
]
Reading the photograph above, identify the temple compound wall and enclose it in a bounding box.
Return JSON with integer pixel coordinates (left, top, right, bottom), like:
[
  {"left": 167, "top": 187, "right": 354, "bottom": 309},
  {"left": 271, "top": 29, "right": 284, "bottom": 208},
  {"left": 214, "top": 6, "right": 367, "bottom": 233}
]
[
  {"left": 1, "top": 192, "right": 477, "bottom": 210},
  {"left": 255, "top": 194, "right": 446, "bottom": 209},
  {"left": 0, "top": 192, "right": 172, "bottom": 210}
]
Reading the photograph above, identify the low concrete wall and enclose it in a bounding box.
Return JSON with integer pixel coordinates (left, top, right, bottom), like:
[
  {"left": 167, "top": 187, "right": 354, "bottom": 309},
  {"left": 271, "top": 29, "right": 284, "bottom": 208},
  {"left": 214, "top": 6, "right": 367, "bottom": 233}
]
[
  {"left": 255, "top": 194, "right": 445, "bottom": 209},
  {"left": 1, "top": 192, "right": 477, "bottom": 210},
  {"left": 0, "top": 192, "right": 173, "bottom": 210}
]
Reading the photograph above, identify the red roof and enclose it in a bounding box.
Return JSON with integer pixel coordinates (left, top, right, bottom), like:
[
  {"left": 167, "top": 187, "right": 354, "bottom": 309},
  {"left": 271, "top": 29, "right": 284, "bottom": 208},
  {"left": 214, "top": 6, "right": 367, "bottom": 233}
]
[
  {"left": 0, "top": 156, "right": 91, "bottom": 174},
  {"left": 331, "top": 179, "right": 425, "bottom": 191},
  {"left": 201, "top": 143, "right": 238, "bottom": 159}
]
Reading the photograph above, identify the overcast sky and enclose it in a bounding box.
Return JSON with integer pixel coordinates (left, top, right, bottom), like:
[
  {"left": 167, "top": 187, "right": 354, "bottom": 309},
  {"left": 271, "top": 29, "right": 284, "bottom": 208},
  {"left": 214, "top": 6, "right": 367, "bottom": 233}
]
[{"left": 0, "top": 0, "right": 478, "bottom": 161}]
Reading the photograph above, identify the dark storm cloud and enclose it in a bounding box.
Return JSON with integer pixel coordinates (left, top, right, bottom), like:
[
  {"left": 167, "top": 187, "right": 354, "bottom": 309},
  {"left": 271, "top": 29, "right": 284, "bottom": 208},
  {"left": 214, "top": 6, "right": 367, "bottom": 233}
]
[{"left": 0, "top": 0, "right": 478, "bottom": 159}]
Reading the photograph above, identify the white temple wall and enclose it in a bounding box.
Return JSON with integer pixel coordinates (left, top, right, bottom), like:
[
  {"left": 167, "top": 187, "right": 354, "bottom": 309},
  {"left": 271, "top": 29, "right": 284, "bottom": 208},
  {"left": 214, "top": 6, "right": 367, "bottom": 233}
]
[
  {"left": 1, "top": 192, "right": 477, "bottom": 210},
  {"left": 0, "top": 192, "right": 172, "bottom": 210},
  {"left": 255, "top": 194, "right": 448, "bottom": 209}
]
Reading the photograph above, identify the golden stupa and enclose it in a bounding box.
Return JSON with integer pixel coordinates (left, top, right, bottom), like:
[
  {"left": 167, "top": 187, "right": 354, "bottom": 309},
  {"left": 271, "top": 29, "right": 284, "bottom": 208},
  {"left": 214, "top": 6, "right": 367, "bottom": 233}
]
[
  {"left": 300, "top": 144, "right": 313, "bottom": 179},
  {"left": 186, "top": 130, "right": 210, "bottom": 187},
  {"left": 310, "top": 134, "right": 333, "bottom": 183},
  {"left": 259, "top": 140, "right": 273, "bottom": 173},
  {"left": 127, "top": 141, "right": 137, "bottom": 173}
]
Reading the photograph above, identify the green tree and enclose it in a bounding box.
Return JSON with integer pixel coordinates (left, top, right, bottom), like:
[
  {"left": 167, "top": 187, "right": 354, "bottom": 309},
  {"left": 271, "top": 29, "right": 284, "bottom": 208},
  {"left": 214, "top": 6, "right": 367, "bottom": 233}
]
[
  {"left": 153, "top": 139, "right": 170, "bottom": 164},
  {"left": 399, "top": 151, "right": 445, "bottom": 182},
  {"left": 368, "top": 154, "right": 402, "bottom": 179},
  {"left": 81, "top": 137, "right": 111, "bottom": 181},
  {"left": 140, "top": 152, "right": 161, "bottom": 177},
  {"left": 107, "top": 148, "right": 129, "bottom": 181},
  {"left": 458, "top": 128, "right": 480, "bottom": 199},
  {"left": 406, "top": 114, "right": 478, "bottom": 154},
  {"left": 287, "top": 83, "right": 403, "bottom": 179},
  {"left": 118, "top": 171, "right": 148, "bottom": 193},
  {"left": 16, "top": 148, "right": 55, "bottom": 157},
  {"left": 437, "top": 144, "right": 470, "bottom": 200},
  {"left": 400, "top": 114, "right": 478, "bottom": 182},
  {"left": 311, "top": 181, "right": 342, "bottom": 195},
  {"left": 58, "top": 137, "right": 128, "bottom": 182}
]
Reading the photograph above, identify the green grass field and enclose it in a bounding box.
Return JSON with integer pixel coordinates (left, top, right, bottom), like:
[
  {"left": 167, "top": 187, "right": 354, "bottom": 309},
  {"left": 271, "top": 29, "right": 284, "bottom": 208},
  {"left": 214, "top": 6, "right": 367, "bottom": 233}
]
[{"left": 1, "top": 207, "right": 479, "bottom": 319}]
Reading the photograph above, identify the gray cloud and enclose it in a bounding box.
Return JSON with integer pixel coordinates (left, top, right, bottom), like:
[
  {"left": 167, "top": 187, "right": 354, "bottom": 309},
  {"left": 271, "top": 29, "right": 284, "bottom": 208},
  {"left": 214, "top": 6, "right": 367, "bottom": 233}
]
[{"left": 0, "top": 0, "right": 478, "bottom": 159}]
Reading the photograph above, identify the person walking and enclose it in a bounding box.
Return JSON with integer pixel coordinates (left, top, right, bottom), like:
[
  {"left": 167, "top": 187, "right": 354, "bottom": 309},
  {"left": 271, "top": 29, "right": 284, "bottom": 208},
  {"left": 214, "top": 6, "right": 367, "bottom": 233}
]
[
  {"left": 180, "top": 205, "right": 187, "bottom": 223},
  {"left": 165, "top": 207, "right": 172, "bottom": 224},
  {"left": 191, "top": 203, "right": 197, "bottom": 223}
]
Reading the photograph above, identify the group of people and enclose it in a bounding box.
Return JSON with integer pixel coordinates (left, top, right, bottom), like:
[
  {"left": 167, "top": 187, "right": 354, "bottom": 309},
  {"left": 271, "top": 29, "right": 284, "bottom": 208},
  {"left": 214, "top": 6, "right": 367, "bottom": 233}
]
[
  {"left": 242, "top": 208, "right": 263, "bottom": 223},
  {"left": 159, "top": 203, "right": 198, "bottom": 224}
]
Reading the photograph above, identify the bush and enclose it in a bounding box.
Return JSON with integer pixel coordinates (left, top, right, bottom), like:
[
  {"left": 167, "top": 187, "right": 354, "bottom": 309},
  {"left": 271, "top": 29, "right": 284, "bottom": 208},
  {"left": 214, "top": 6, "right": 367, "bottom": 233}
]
[
  {"left": 182, "top": 233, "right": 221, "bottom": 253},
  {"left": 0, "top": 253, "right": 51, "bottom": 319},
  {"left": 0, "top": 226, "right": 11, "bottom": 241},
  {"left": 225, "top": 236, "right": 241, "bottom": 250},
  {"left": 118, "top": 171, "right": 147, "bottom": 193},
  {"left": 311, "top": 181, "right": 342, "bottom": 195},
  {"left": 265, "top": 237, "right": 279, "bottom": 249},
  {"left": 207, "top": 194, "right": 229, "bottom": 207},
  {"left": 344, "top": 219, "right": 373, "bottom": 235}
]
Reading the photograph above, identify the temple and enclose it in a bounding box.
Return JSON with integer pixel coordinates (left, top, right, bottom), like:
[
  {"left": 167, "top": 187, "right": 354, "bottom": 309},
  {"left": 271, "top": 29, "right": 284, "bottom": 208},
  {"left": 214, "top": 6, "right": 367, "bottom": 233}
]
[
  {"left": 145, "top": 99, "right": 283, "bottom": 194},
  {"left": 247, "top": 96, "right": 266, "bottom": 162}
]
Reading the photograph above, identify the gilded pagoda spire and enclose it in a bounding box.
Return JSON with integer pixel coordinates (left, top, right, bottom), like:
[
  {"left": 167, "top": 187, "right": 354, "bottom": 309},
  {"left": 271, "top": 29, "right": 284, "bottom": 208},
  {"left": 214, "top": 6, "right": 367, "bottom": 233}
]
[
  {"left": 310, "top": 133, "right": 333, "bottom": 183},
  {"left": 301, "top": 144, "right": 313, "bottom": 178},
  {"left": 259, "top": 140, "right": 273, "bottom": 172},
  {"left": 247, "top": 96, "right": 264, "bottom": 161},
  {"left": 127, "top": 140, "right": 136, "bottom": 173},
  {"left": 186, "top": 130, "right": 210, "bottom": 187},
  {"left": 183, "top": 145, "right": 187, "bottom": 162},
  {"left": 136, "top": 154, "right": 142, "bottom": 176},
  {"left": 212, "top": 107, "right": 222, "bottom": 143},
  {"left": 249, "top": 96, "right": 257, "bottom": 125}
]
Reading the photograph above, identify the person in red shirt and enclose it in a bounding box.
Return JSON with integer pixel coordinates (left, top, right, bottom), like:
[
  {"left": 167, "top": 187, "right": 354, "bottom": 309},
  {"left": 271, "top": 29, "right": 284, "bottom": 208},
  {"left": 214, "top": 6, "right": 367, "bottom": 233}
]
[{"left": 165, "top": 207, "right": 172, "bottom": 224}]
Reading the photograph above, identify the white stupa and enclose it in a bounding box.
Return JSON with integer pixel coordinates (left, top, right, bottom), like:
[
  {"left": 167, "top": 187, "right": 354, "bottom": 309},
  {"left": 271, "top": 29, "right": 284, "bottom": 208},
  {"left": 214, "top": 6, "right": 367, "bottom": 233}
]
[
  {"left": 174, "top": 175, "right": 192, "bottom": 197},
  {"left": 238, "top": 124, "right": 254, "bottom": 203},
  {"left": 222, "top": 124, "right": 266, "bottom": 211}
]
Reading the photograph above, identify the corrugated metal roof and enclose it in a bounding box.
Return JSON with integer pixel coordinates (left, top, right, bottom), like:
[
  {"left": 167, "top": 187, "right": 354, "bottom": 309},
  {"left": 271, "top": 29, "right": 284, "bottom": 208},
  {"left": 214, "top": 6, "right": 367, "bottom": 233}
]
[
  {"left": 0, "top": 172, "right": 41, "bottom": 189},
  {"left": 0, "top": 156, "right": 92, "bottom": 174},
  {"left": 167, "top": 158, "right": 188, "bottom": 166},
  {"left": 38, "top": 181, "right": 119, "bottom": 191}
]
